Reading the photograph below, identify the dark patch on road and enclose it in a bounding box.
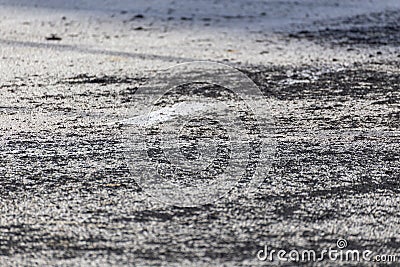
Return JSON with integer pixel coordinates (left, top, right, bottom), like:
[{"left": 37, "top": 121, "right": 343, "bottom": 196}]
[
  {"left": 286, "top": 10, "right": 400, "bottom": 47},
  {"left": 245, "top": 66, "right": 400, "bottom": 101},
  {"left": 45, "top": 34, "right": 62, "bottom": 41},
  {"left": 62, "top": 74, "right": 146, "bottom": 85}
]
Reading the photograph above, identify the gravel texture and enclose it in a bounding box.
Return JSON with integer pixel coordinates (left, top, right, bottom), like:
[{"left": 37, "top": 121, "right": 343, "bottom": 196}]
[{"left": 0, "top": 0, "right": 399, "bottom": 266}]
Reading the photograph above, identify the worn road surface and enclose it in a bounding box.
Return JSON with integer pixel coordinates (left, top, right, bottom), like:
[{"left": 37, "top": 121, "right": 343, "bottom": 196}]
[{"left": 0, "top": 0, "right": 399, "bottom": 266}]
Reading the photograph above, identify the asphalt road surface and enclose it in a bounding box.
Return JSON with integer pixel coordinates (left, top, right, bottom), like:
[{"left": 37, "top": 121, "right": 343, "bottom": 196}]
[{"left": 0, "top": 0, "right": 399, "bottom": 266}]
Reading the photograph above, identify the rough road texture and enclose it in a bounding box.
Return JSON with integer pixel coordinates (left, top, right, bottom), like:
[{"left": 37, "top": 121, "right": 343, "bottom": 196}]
[{"left": 0, "top": 0, "right": 399, "bottom": 266}]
